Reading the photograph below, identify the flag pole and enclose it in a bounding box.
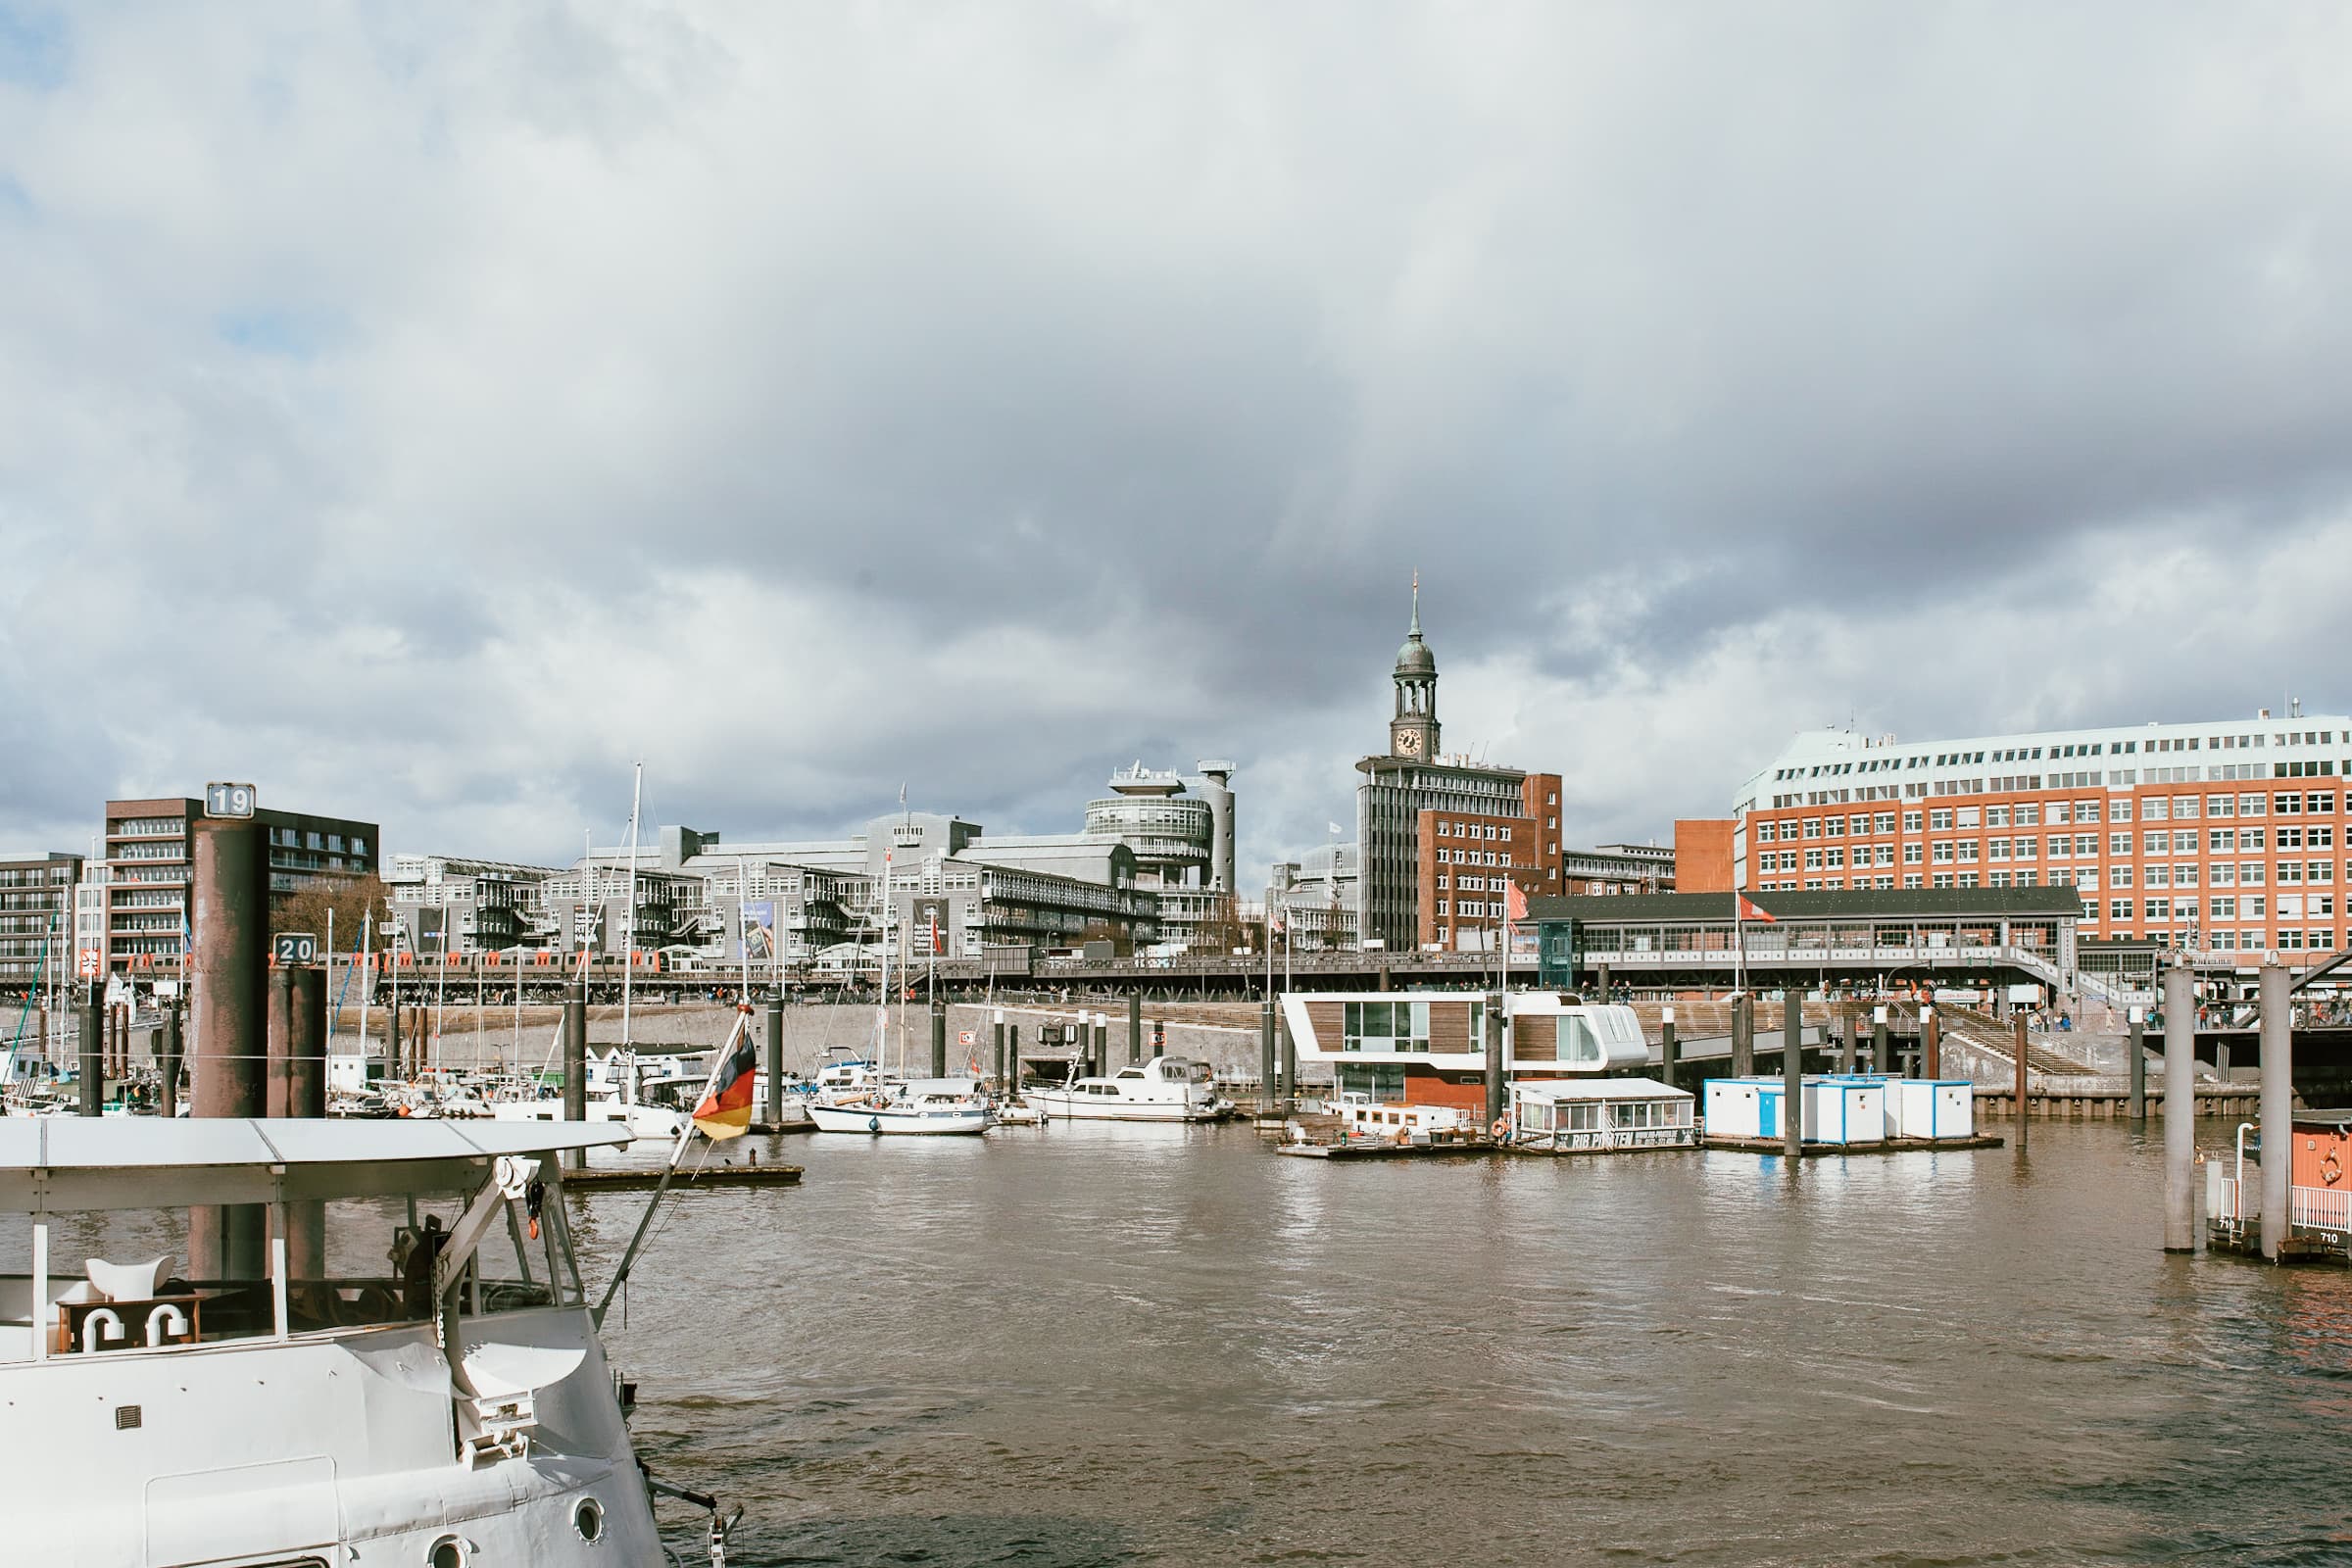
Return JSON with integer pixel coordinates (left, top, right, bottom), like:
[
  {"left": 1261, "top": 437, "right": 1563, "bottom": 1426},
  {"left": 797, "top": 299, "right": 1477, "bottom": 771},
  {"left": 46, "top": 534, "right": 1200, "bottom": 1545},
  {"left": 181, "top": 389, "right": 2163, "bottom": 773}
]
[{"left": 593, "top": 1003, "right": 749, "bottom": 1327}]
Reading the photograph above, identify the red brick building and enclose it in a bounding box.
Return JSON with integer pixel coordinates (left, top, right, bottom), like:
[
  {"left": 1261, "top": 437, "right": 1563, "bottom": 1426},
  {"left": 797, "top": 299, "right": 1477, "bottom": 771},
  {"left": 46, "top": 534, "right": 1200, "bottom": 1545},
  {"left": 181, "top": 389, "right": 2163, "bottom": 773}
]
[{"left": 1733, "top": 716, "right": 2349, "bottom": 956}]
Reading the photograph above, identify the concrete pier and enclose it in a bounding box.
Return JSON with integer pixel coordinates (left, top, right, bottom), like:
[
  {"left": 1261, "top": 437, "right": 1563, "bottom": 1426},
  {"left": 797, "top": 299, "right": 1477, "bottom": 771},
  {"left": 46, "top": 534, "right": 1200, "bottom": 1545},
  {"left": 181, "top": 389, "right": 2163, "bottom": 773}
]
[
  {"left": 764, "top": 999, "right": 786, "bottom": 1126},
  {"left": 2011, "top": 1013, "right": 2029, "bottom": 1151},
  {"left": 287, "top": 967, "right": 327, "bottom": 1281},
  {"left": 563, "top": 989, "right": 588, "bottom": 1166},
  {"left": 2163, "top": 959, "right": 2196, "bottom": 1253},
  {"left": 266, "top": 965, "right": 296, "bottom": 1119},
  {"left": 1782, "top": 988, "right": 1803, "bottom": 1159},
  {"left": 76, "top": 980, "right": 102, "bottom": 1116},
  {"left": 159, "top": 999, "right": 182, "bottom": 1118},
  {"left": 188, "top": 815, "right": 269, "bottom": 1282},
  {"left": 1484, "top": 992, "right": 1505, "bottom": 1129},
  {"left": 2128, "top": 1007, "right": 2145, "bottom": 1122},
  {"left": 1279, "top": 1006, "right": 1297, "bottom": 1111},
  {"left": 2259, "top": 963, "right": 2291, "bottom": 1262},
  {"left": 1259, "top": 1002, "right": 1276, "bottom": 1104}
]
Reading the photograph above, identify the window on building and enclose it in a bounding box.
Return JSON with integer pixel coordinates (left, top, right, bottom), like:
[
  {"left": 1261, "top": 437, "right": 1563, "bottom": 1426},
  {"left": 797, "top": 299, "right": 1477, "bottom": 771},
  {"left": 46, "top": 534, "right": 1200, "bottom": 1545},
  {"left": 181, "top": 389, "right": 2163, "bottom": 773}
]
[
  {"left": 1904, "top": 810, "right": 1924, "bottom": 832},
  {"left": 2113, "top": 866, "right": 2133, "bottom": 887},
  {"left": 2111, "top": 899, "right": 2134, "bottom": 921}
]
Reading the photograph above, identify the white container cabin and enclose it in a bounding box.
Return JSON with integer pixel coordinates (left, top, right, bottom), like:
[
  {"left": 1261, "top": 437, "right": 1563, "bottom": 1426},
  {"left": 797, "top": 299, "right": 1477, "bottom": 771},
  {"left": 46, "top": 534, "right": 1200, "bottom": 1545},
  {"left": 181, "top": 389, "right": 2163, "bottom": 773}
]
[
  {"left": 1887, "top": 1079, "right": 1976, "bottom": 1140},
  {"left": 1804, "top": 1078, "right": 1886, "bottom": 1147},
  {"left": 1707, "top": 1075, "right": 1975, "bottom": 1143},
  {"left": 1508, "top": 1078, "right": 1695, "bottom": 1152}
]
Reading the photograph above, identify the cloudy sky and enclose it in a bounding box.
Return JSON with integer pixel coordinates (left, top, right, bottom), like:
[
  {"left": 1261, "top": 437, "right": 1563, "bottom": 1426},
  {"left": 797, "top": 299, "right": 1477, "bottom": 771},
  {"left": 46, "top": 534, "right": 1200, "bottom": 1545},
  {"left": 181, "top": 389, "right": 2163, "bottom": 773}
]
[{"left": 5, "top": 3, "right": 2350, "bottom": 880}]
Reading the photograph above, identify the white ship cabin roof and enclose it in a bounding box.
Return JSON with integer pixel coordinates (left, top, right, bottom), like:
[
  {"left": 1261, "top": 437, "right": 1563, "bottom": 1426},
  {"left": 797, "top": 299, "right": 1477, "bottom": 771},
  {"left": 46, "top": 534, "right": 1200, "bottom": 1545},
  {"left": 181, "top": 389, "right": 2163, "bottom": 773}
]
[
  {"left": 1512, "top": 1077, "right": 1691, "bottom": 1103},
  {"left": 901, "top": 1077, "right": 982, "bottom": 1097},
  {"left": 0, "top": 1118, "right": 632, "bottom": 1212}
]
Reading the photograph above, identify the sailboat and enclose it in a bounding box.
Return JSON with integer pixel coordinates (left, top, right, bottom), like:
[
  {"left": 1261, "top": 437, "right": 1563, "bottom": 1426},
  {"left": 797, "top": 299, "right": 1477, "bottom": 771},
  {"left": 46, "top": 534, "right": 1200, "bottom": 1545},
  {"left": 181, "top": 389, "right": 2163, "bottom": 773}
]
[
  {"left": 805, "top": 846, "right": 989, "bottom": 1135},
  {"left": 489, "top": 767, "right": 685, "bottom": 1139}
]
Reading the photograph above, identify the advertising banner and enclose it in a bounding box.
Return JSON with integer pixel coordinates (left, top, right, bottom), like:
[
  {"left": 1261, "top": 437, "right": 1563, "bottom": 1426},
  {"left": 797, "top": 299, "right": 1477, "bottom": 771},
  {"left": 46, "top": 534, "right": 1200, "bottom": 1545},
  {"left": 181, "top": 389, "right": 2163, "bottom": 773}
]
[{"left": 741, "top": 900, "right": 777, "bottom": 963}]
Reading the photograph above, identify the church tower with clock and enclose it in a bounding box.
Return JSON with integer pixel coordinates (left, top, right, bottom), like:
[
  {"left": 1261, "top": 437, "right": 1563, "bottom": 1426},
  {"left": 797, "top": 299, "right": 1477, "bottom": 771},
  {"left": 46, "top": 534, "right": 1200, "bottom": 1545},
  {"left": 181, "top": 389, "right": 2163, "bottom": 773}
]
[
  {"left": 1390, "top": 580, "right": 1440, "bottom": 760},
  {"left": 1351, "top": 574, "right": 1551, "bottom": 955}
]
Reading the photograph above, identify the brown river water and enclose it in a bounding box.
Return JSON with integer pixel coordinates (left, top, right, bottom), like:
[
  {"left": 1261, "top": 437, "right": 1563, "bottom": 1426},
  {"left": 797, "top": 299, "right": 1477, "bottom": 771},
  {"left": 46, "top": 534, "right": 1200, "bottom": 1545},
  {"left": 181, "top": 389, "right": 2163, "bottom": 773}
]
[{"left": 579, "top": 1119, "right": 2352, "bottom": 1566}]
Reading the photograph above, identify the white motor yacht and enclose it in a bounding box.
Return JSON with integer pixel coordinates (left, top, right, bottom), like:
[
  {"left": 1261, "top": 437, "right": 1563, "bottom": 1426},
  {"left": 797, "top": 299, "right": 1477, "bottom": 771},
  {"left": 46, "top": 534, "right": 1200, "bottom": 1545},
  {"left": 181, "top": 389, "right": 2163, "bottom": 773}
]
[
  {"left": 0, "top": 1116, "right": 728, "bottom": 1565},
  {"left": 1025, "top": 1055, "right": 1230, "bottom": 1122}
]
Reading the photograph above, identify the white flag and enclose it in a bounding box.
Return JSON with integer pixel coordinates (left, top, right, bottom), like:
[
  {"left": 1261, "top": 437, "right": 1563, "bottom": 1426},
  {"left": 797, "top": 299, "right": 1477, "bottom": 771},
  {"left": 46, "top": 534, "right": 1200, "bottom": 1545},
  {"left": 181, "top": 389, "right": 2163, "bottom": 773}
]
[{"left": 1328, "top": 821, "right": 1344, "bottom": 836}]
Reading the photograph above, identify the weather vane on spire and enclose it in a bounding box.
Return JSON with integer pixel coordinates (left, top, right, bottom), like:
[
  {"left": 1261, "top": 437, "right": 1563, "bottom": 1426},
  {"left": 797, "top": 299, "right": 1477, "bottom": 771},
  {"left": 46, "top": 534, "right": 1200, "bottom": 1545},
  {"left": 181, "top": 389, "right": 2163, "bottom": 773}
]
[{"left": 1410, "top": 568, "right": 1421, "bottom": 637}]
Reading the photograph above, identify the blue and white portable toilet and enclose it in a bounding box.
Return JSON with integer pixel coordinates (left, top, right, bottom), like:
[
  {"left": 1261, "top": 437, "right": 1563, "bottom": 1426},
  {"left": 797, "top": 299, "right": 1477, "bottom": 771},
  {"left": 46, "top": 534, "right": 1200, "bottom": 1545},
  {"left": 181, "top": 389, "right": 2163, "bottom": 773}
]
[{"left": 1805, "top": 1078, "right": 1886, "bottom": 1146}]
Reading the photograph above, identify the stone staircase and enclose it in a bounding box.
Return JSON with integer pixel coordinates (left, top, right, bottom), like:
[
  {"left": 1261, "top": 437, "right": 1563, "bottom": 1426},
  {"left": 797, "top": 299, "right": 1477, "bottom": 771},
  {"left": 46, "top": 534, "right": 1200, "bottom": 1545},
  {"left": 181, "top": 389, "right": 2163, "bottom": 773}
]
[{"left": 1935, "top": 1004, "right": 2099, "bottom": 1079}]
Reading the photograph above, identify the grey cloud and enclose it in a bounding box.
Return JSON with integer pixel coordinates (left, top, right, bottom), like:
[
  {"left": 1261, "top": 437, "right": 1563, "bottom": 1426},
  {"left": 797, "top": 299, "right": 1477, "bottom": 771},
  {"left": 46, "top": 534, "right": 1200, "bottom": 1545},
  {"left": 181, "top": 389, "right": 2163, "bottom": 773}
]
[{"left": 6, "top": 3, "right": 2352, "bottom": 873}]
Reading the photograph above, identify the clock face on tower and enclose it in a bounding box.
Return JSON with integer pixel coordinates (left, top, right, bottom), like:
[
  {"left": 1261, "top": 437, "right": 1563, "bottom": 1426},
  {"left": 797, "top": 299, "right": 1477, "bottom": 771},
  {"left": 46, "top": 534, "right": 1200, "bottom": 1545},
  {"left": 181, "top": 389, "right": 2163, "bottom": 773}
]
[{"left": 1395, "top": 728, "right": 1422, "bottom": 756}]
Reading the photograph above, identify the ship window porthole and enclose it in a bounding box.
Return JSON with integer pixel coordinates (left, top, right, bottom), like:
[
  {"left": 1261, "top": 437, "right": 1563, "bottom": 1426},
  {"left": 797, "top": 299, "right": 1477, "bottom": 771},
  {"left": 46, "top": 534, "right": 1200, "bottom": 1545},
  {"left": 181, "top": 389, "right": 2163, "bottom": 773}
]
[
  {"left": 429, "top": 1538, "right": 467, "bottom": 1568},
  {"left": 575, "top": 1497, "right": 606, "bottom": 1543}
]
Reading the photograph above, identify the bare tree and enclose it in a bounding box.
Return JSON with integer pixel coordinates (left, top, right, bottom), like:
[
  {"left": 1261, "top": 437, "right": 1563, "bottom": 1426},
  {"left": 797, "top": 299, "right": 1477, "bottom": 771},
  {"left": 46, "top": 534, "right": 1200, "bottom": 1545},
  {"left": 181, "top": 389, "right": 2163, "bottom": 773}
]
[{"left": 273, "top": 873, "right": 391, "bottom": 955}]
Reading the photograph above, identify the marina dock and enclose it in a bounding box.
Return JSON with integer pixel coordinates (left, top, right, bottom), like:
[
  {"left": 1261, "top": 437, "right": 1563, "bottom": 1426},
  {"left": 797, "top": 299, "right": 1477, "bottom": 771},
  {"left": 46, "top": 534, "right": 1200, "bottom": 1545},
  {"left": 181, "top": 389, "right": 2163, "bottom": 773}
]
[{"left": 1704, "top": 1133, "right": 2004, "bottom": 1155}]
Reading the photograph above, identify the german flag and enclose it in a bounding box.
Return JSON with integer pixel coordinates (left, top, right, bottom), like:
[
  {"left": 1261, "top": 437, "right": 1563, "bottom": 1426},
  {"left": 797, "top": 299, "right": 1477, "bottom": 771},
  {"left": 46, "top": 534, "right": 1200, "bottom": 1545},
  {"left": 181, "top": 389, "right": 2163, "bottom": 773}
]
[{"left": 692, "top": 1029, "right": 760, "bottom": 1140}]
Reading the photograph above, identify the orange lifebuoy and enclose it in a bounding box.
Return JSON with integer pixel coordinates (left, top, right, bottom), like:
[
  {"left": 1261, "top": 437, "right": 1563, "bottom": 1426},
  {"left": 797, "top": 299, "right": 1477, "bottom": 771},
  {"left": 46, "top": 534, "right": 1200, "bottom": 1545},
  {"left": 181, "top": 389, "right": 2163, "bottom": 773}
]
[
  {"left": 2326, "top": 1152, "right": 2342, "bottom": 1187},
  {"left": 1491, "top": 1117, "right": 1510, "bottom": 1140}
]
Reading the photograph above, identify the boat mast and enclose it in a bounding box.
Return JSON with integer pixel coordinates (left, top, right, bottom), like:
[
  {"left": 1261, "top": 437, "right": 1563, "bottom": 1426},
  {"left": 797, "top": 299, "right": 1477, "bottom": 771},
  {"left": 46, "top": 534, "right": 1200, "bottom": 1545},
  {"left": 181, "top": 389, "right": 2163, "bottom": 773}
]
[
  {"left": 738, "top": 855, "right": 753, "bottom": 1005},
  {"left": 878, "top": 850, "right": 893, "bottom": 1079},
  {"left": 622, "top": 762, "right": 641, "bottom": 1051},
  {"left": 357, "top": 907, "right": 373, "bottom": 1067}
]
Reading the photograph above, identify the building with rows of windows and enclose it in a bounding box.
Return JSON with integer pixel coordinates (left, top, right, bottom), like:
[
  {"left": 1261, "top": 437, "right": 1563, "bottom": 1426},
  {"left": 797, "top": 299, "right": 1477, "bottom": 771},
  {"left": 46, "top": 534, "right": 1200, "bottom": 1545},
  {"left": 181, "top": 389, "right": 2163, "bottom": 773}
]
[
  {"left": 1711, "top": 711, "right": 2349, "bottom": 957},
  {"left": 89, "top": 798, "right": 379, "bottom": 973}
]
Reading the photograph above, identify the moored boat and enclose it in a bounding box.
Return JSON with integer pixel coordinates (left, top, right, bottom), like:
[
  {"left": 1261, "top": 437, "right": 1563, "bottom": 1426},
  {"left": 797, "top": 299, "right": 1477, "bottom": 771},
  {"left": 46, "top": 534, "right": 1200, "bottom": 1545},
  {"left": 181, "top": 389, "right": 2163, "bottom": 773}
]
[
  {"left": 807, "top": 1077, "right": 992, "bottom": 1135},
  {"left": 1025, "top": 1055, "right": 1229, "bottom": 1122},
  {"left": 0, "top": 1115, "right": 729, "bottom": 1564}
]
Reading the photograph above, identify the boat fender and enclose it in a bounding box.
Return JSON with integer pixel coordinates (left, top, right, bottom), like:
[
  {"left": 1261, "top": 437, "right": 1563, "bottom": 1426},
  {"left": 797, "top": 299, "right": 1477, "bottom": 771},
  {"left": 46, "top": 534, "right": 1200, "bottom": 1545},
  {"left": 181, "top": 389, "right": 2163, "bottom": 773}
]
[
  {"left": 1394, "top": 1128, "right": 1409, "bottom": 1147},
  {"left": 1491, "top": 1117, "right": 1509, "bottom": 1140},
  {"left": 867, "top": 1116, "right": 881, "bottom": 1133}
]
